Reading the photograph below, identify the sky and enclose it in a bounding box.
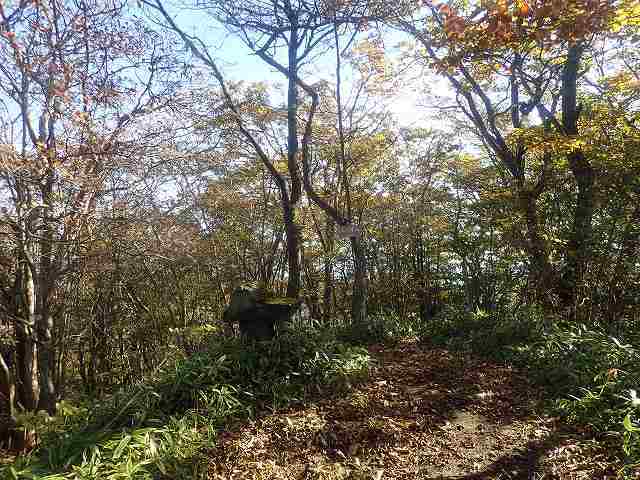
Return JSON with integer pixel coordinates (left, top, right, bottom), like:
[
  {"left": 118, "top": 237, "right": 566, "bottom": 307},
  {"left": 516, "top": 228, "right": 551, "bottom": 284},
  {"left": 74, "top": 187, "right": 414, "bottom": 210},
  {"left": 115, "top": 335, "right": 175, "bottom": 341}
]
[
  {"left": 137, "top": 2, "right": 458, "bottom": 211},
  {"left": 161, "top": 2, "right": 453, "bottom": 130}
]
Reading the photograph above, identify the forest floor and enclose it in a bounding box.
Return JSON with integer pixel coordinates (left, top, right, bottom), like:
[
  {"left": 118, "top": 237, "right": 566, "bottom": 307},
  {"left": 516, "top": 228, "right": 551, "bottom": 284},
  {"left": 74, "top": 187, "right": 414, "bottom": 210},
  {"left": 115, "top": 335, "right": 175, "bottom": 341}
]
[{"left": 207, "top": 341, "right": 623, "bottom": 479}]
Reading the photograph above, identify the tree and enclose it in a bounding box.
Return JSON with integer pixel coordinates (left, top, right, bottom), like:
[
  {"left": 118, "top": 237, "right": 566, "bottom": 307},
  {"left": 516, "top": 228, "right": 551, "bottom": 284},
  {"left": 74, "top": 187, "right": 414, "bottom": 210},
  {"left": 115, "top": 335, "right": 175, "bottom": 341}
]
[
  {"left": 144, "top": 0, "right": 379, "bottom": 322},
  {"left": 0, "top": 0, "right": 171, "bottom": 430},
  {"left": 142, "top": 0, "right": 336, "bottom": 298},
  {"left": 389, "top": 0, "right": 630, "bottom": 314}
]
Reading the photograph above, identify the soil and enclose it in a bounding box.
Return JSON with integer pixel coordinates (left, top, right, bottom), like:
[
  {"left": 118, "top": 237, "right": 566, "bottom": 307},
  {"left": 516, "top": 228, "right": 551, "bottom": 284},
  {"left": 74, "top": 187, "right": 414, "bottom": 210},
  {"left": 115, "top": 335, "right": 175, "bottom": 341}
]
[{"left": 207, "top": 341, "right": 624, "bottom": 479}]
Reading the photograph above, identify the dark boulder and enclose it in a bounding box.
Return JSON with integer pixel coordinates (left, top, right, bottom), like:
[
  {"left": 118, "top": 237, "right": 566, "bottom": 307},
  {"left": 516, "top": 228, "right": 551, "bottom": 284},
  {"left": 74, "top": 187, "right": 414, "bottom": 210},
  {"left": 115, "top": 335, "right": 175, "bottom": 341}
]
[{"left": 223, "top": 283, "right": 299, "bottom": 340}]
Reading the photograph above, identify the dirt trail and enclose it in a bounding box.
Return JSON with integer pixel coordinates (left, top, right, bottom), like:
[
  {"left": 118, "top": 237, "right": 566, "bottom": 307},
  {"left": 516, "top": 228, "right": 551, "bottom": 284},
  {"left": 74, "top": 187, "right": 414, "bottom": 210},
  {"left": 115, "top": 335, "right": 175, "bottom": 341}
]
[{"left": 208, "top": 342, "right": 618, "bottom": 479}]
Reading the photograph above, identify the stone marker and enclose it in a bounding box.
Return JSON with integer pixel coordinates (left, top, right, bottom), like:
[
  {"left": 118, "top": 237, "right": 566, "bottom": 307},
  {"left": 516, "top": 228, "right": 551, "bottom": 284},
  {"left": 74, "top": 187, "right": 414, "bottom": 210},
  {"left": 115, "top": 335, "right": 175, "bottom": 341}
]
[{"left": 222, "top": 283, "right": 300, "bottom": 340}]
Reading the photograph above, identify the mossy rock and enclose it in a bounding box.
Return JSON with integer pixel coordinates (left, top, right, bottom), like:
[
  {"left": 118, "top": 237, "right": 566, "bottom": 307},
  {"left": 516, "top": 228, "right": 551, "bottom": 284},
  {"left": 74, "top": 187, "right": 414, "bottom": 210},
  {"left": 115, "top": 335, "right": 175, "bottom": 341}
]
[
  {"left": 263, "top": 297, "right": 300, "bottom": 305},
  {"left": 223, "top": 286, "right": 300, "bottom": 340}
]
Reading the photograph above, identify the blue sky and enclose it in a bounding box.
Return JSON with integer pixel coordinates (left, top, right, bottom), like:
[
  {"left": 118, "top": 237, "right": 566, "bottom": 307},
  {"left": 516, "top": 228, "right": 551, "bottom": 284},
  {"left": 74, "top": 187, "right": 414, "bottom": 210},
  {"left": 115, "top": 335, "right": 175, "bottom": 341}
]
[{"left": 162, "top": 3, "right": 451, "bottom": 129}]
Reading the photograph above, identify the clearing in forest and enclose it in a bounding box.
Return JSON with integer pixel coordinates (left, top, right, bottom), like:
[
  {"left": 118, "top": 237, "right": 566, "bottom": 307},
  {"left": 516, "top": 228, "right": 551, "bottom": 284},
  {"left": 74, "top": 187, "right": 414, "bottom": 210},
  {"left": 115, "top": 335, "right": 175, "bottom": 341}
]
[{"left": 208, "top": 342, "right": 619, "bottom": 479}]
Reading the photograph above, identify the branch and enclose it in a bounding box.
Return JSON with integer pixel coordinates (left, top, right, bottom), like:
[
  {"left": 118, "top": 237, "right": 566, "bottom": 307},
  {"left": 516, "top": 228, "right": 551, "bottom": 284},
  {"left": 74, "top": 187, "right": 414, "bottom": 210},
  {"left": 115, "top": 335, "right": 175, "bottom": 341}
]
[{"left": 141, "top": 0, "right": 291, "bottom": 203}]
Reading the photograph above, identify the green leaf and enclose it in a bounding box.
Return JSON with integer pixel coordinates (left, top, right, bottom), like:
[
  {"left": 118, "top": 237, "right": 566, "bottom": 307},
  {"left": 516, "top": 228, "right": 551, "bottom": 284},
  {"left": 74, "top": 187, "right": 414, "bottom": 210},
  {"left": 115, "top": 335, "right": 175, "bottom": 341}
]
[
  {"left": 112, "top": 434, "right": 132, "bottom": 461},
  {"left": 623, "top": 414, "right": 637, "bottom": 432}
]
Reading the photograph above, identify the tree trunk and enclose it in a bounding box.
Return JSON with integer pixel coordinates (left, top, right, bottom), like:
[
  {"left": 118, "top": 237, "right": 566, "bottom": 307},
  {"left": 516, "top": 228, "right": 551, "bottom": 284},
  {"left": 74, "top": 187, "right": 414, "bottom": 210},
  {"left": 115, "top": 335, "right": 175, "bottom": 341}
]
[
  {"left": 283, "top": 202, "right": 300, "bottom": 298},
  {"left": 563, "top": 154, "right": 595, "bottom": 308},
  {"left": 15, "top": 258, "right": 39, "bottom": 412},
  {"left": 36, "top": 174, "right": 57, "bottom": 415},
  {"left": 518, "top": 189, "right": 557, "bottom": 305},
  {"left": 350, "top": 235, "right": 367, "bottom": 326},
  {"left": 0, "top": 353, "right": 15, "bottom": 418},
  {"left": 36, "top": 304, "right": 56, "bottom": 414},
  {"left": 286, "top": 24, "right": 301, "bottom": 206},
  {"left": 561, "top": 43, "right": 595, "bottom": 313},
  {"left": 0, "top": 353, "right": 20, "bottom": 450}
]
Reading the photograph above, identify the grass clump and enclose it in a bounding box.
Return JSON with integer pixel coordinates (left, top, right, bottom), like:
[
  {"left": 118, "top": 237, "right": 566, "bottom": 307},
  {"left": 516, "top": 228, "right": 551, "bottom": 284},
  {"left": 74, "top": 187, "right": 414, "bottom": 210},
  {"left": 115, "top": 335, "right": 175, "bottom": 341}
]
[
  {"left": 420, "top": 305, "right": 640, "bottom": 473},
  {"left": 2, "top": 327, "right": 370, "bottom": 480},
  {"left": 337, "top": 311, "right": 421, "bottom": 345}
]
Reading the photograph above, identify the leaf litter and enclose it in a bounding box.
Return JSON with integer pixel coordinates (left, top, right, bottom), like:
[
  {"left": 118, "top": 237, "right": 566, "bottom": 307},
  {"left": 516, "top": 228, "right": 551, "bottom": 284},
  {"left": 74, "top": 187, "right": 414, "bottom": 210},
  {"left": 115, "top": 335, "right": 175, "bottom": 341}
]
[{"left": 208, "top": 341, "right": 625, "bottom": 479}]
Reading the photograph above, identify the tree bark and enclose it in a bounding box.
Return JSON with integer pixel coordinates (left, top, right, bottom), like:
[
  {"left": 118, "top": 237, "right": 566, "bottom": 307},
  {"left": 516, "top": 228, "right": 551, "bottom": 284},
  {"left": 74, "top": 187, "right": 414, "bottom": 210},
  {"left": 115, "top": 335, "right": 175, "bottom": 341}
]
[
  {"left": 350, "top": 235, "right": 368, "bottom": 326},
  {"left": 282, "top": 202, "right": 300, "bottom": 298},
  {"left": 518, "top": 189, "right": 557, "bottom": 304},
  {"left": 0, "top": 353, "right": 16, "bottom": 421},
  {"left": 37, "top": 171, "right": 57, "bottom": 414},
  {"left": 15, "top": 257, "right": 39, "bottom": 412},
  {"left": 561, "top": 43, "right": 595, "bottom": 311},
  {"left": 0, "top": 353, "right": 19, "bottom": 450},
  {"left": 287, "top": 22, "right": 302, "bottom": 206}
]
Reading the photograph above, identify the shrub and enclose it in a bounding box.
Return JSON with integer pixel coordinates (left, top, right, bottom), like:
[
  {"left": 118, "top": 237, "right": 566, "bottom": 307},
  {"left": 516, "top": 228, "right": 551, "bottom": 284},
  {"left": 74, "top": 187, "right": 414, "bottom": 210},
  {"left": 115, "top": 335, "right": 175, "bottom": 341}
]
[
  {"left": 338, "top": 311, "right": 420, "bottom": 344},
  {"left": 420, "top": 304, "right": 544, "bottom": 360},
  {"left": 420, "top": 306, "right": 640, "bottom": 469},
  {"left": 2, "top": 327, "right": 371, "bottom": 480}
]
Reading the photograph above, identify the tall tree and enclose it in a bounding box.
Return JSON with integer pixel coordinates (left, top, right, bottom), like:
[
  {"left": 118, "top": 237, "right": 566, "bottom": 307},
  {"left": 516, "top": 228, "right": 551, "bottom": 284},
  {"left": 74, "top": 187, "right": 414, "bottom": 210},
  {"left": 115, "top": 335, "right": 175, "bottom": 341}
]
[
  {"left": 143, "top": 0, "right": 338, "bottom": 298},
  {"left": 388, "top": 0, "right": 625, "bottom": 313},
  {"left": 0, "top": 0, "right": 171, "bottom": 423}
]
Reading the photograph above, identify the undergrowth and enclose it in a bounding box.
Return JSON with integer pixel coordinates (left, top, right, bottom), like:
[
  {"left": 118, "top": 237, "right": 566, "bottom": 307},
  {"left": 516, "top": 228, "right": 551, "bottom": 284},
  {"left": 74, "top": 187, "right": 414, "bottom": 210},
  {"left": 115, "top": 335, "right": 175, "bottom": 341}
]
[
  {"left": 336, "top": 311, "right": 421, "bottom": 345},
  {"left": 5, "top": 308, "right": 638, "bottom": 478},
  {"left": 1, "top": 328, "right": 370, "bottom": 480},
  {"left": 421, "top": 306, "right": 640, "bottom": 475}
]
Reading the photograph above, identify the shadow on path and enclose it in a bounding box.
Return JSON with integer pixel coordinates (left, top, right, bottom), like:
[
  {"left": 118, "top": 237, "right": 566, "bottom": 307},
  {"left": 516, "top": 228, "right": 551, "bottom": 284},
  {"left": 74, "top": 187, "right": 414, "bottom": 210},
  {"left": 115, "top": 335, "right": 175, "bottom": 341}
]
[{"left": 208, "top": 341, "right": 618, "bottom": 479}]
